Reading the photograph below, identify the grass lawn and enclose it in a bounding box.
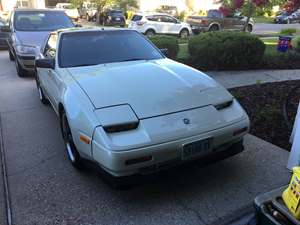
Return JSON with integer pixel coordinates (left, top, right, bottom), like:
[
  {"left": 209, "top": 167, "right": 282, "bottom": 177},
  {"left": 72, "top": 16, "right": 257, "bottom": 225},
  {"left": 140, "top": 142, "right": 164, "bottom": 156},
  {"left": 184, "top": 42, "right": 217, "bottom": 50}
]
[
  {"left": 254, "top": 16, "right": 274, "bottom": 23},
  {"left": 262, "top": 38, "right": 278, "bottom": 55}
]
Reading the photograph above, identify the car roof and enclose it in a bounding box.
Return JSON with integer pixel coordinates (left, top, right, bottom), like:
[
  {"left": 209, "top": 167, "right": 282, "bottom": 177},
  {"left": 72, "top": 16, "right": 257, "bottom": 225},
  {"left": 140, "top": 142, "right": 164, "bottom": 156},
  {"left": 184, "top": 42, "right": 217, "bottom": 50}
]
[{"left": 134, "top": 12, "right": 174, "bottom": 17}]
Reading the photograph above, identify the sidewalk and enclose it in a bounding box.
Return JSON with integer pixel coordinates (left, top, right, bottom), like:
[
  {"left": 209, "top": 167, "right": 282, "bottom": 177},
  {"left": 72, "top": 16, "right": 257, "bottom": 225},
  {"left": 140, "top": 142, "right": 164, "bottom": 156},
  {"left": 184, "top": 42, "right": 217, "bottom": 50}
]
[{"left": 207, "top": 69, "right": 300, "bottom": 89}]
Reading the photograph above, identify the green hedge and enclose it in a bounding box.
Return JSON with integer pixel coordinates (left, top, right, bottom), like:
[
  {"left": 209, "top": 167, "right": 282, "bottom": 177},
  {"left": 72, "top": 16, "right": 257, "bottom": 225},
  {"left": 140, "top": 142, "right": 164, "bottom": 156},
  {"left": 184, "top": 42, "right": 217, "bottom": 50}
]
[
  {"left": 295, "top": 37, "right": 300, "bottom": 53},
  {"left": 188, "top": 31, "right": 266, "bottom": 70},
  {"left": 148, "top": 35, "right": 179, "bottom": 60},
  {"left": 263, "top": 51, "right": 300, "bottom": 69},
  {"left": 280, "top": 28, "right": 297, "bottom": 36}
]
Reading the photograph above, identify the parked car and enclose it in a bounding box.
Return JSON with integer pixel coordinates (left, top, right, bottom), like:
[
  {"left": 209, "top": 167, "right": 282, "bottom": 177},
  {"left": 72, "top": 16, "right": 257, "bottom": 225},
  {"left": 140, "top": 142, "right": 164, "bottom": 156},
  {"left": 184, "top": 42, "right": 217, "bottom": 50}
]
[
  {"left": 35, "top": 28, "right": 250, "bottom": 180},
  {"left": 186, "top": 10, "right": 254, "bottom": 34},
  {"left": 128, "top": 13, "right": 192, "bottom": 38},
  {"left": 4, "top": 9, "right": 75, "bottom": 77},
  {"left": 56, "top": 3, "right": 80, "bottom": 22},
  {"left": 156, "top": 5, "right": 179, "bottom": 17},
  {"left": 79, "top": 2, "right": 97, "bottom": 21},
  {"left": 0, "top": 18, "right": 9, "bottom": 49},
  {"left": 98, "top": 9, "right": 126, "bottom": 27},
  {"left": 274, "top": 11, "right": 294, "bottom": 24}
]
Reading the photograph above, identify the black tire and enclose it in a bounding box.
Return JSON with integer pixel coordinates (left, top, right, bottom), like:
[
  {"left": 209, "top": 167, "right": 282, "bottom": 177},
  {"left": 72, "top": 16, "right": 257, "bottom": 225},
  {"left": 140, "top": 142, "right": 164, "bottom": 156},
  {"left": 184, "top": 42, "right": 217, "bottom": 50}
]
[
  {"left": 60, "top": 111, "right": 84, "bottom": 169},
  {"left": 145, "top": 29, "right": 155, "bottom": 36},
  {"left": 209, "top": 24, "right": 219, "bottom": 32},
  {"left": 179, "top": 28, "right": 189, "bottom": 38},
  {"left": 35, "top": 76, "right": 49, "bottom": 105},
  {"left": 15, "top": 59, "right": 27, "bottom": 77},
  {"left": 246, "top": 24, "right": 253, "bottom": 33},
  {"left": 9, "top": 50, "right": 14, "bottom": 61}
]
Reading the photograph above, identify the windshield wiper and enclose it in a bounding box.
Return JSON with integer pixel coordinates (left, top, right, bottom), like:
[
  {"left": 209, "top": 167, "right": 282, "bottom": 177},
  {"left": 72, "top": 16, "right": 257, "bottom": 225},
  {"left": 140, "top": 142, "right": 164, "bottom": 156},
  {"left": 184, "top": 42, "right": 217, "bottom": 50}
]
[
  {"left": 120, "top": 58, "right": 146, "bottom": 62},
  {"left": 71, "top": 63, "right": 98, "bottom": 67}
]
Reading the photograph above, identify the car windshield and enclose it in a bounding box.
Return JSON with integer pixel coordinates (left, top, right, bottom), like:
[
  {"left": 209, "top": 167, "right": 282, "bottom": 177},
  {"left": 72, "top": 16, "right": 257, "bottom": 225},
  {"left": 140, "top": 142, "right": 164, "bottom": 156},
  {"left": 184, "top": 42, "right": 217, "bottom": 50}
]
[
  {"left": 280, "top": 12, "right": 291, "bottom": 16},
  {"left": 110, "top": 10, "right": 123, "bottom": 15},
  {"left": 59, "top": 30, "right": 164, "bottom": 68},
  {"left": 14, "top": 11, "right": 74, "bottom": 31}
]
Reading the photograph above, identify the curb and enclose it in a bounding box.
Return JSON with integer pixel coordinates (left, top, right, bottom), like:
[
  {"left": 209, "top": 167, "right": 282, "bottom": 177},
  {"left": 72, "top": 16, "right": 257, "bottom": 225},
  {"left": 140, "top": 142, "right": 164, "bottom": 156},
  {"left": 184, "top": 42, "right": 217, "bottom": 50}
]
[{"left": 0, "top": 114, "right": 12, "bottom": 225}]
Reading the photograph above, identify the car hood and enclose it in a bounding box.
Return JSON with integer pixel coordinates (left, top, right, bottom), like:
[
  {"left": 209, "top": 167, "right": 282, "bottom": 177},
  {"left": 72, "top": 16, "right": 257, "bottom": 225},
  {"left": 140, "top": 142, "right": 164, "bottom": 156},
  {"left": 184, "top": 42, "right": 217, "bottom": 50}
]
[
  {"left": 15, "top": 31, "right": 49, "bottom": 50},
  {"left": 67, "top": 59, "right": 233, "bottom": 119}
]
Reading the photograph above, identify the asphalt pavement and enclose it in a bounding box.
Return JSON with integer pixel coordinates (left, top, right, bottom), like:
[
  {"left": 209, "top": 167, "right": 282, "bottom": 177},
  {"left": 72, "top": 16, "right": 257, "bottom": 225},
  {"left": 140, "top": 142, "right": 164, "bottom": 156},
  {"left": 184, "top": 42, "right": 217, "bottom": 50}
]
[
  {"left": 0, "top": 50, "right": 291, "bottom": 225},
  {"left": 253, "top": 23, "right": 300, "bottom": 35}
]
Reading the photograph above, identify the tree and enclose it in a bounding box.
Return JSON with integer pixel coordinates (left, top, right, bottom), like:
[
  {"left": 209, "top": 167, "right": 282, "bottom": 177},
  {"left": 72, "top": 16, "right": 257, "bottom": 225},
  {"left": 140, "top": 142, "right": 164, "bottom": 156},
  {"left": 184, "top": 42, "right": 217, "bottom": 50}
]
[
  {"left": 284, "top": 0, "right": 300, "bottom": 12},
  {"left": 70, "top": 0, "right": 84, "bottom": 8},
  {"left": 115, "top": 0, "right": 138, "bottom": 13}
]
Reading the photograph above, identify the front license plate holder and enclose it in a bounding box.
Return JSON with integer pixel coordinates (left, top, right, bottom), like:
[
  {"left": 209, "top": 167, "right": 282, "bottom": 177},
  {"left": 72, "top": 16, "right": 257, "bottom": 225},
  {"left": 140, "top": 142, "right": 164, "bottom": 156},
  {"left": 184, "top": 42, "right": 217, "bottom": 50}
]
[{"left": 182, "top": 138, "right": 211, "bottom": 160}]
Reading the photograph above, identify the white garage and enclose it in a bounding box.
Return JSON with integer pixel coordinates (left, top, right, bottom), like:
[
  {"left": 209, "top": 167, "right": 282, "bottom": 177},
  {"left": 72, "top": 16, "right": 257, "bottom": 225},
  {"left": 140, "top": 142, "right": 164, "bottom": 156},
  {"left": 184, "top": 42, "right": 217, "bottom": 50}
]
[{"left": 0, "top": 0, "right": 45, "bottom": 11}]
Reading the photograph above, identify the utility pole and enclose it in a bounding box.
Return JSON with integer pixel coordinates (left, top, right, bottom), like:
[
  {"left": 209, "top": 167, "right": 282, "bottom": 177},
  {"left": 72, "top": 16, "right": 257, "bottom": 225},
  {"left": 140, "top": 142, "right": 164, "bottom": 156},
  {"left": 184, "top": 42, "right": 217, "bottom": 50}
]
[{"left": 243, "top": 0, "right": 253, "bottom": 31}]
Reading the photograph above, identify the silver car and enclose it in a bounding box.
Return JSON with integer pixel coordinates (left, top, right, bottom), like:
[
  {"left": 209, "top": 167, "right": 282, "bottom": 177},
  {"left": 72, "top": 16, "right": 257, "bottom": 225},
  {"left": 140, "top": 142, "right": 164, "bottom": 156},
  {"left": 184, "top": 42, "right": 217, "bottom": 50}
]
[{"left": 5, "top": 9, "right": 75, "bottom": 77}]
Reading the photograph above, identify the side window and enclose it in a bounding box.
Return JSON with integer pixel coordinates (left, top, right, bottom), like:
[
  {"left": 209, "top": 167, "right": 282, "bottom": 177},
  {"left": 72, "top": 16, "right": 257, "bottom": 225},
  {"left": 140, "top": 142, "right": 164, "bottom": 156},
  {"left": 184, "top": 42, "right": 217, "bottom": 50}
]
[
  {"left": 161, "top": 16, "right": 177, "bottom": 23},
  {"left": 44, "top": 34, "right": 57, "bottom": 59},
  {"left": 146, "top": 16, "right": 158, "bottom": 22}
]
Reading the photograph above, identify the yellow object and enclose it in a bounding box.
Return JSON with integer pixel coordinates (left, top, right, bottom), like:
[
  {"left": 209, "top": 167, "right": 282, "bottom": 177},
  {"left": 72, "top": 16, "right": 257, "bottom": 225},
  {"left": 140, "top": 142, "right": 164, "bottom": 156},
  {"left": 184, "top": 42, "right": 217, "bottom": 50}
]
[{"left": 283, "top": 167, "right": 300, "bottom": 220}]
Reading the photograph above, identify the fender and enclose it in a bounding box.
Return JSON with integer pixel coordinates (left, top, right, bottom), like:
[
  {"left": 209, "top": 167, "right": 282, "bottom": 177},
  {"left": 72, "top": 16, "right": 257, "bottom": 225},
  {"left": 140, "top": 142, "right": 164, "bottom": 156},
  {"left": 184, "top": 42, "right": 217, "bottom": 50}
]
[
  {"left": 60, "top": 70, "right": 100, "bottom": 160},
  {"left": 208, "top": 22, "right": 221, "bottom": 30}
]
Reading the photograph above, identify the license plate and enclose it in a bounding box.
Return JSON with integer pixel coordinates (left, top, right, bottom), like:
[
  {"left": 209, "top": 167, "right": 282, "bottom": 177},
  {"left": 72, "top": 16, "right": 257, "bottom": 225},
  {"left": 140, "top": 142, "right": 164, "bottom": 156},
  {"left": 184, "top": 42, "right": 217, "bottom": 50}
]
[
  {"left": 182, "top": 139, "right": 211, "bottom": 160},
  {"left": 116, "top": 18, "right": 121, "bottom": 21}
]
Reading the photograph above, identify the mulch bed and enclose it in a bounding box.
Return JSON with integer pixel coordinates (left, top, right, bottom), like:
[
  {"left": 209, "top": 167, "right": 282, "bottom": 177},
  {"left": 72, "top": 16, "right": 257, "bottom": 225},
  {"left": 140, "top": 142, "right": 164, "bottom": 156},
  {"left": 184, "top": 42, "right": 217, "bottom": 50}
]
[{"left": 229, "top": 80, "right": 300, "bottom": 150}]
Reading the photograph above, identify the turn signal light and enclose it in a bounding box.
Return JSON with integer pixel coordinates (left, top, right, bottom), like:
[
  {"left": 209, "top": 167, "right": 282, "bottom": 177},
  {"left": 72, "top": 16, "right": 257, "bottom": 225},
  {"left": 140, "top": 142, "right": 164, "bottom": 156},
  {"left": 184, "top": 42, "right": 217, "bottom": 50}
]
[
  {"left": 80, "top": 135, "right": 91, "bottom": 144},
  {"left": 103, "top": 122, "right": 139, "bottom": 133}
]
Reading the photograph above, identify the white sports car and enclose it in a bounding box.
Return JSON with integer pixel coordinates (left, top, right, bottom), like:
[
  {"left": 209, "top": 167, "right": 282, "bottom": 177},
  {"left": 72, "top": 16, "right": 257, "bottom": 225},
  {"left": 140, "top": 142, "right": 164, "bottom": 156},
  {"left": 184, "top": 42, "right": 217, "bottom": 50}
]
[{"left": 35, "top": 28, "right": 250, "bottom": 177}]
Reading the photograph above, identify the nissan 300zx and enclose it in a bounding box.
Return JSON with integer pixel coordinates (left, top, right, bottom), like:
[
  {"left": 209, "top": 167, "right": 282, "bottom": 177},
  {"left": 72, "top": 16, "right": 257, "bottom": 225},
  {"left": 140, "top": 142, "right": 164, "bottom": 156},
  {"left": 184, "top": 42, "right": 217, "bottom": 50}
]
[{"left": 35, "top": 28, "right": 250, "bottom": 178}]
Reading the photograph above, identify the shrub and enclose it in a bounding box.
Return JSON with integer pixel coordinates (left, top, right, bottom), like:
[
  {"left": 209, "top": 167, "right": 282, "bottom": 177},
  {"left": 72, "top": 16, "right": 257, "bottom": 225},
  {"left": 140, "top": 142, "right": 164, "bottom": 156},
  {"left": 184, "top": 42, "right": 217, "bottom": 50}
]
[
  {"left": 263, "top": 51, "right": 300, "bottom": 69},
  {"left": 280, "top": 28, "right": 297, "bottom": 36},
  {"left": 188, "top": 31, "right": 266, "bottom": 70},
  {"left": 148, "top": 35, "right": 179, "bottom": 60},
  {"left": 295, "top": 36, "right": 300, "bottom": 53}
]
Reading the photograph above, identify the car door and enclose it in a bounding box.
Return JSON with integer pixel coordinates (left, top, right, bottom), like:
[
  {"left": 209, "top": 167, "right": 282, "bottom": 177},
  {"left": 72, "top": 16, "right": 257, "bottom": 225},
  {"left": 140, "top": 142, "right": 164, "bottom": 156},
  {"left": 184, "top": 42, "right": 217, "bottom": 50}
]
[
  {"left": 161, "top": 15, "right": 181, "bottom": 34},
  {"left": 38, "top": 33, "right": 61, "bottom": 111},
  {"left": 149, "top": 15, "right": 164, "bottom": 34}
]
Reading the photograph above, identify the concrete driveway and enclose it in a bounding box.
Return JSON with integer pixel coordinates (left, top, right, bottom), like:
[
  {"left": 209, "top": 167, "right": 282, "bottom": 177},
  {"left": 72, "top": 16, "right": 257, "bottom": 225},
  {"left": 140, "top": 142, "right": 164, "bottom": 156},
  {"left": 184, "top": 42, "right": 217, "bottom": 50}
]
[{"left": 0, "top": 50, "right": 290, "bottom": 225}]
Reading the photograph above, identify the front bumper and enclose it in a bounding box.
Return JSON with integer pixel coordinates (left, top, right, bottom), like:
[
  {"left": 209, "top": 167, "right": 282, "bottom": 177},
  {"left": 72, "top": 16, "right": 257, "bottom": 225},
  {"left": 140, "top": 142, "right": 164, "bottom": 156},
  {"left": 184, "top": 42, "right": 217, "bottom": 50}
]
[
  {"left": 16, "top": 54, "right": 35, "bottom": 71},
  {"left": 190, "top": 25, "right": 209, "bottom": 34},
  {"left": 92, "top": 118, "right": 249, "bottom": 177}
]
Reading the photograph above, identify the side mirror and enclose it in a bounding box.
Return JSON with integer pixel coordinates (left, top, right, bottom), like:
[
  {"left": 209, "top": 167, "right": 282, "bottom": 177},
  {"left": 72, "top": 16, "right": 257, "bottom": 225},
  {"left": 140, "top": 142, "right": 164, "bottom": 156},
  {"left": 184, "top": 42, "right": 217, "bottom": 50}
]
[
  {"left": 160, "top": 48, "right": 168, "bottom": 56},
  {"left": 36, "top": 58, "right": 55, "bottom": 69},
  {"left": 1, "top": 25, "right": 11, "bottom": 32}
]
